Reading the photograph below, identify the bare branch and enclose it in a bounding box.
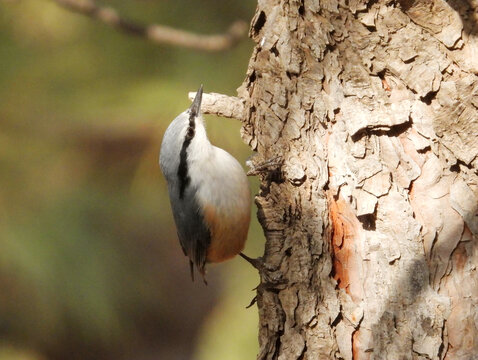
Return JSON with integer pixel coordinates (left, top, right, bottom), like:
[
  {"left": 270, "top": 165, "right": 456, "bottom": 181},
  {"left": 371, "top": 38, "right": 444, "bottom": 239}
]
[
  {"left": 52, "top": 0, "right": 248, "bottom": 52},
  {"left": 188, "top": 92, "right": 245, "bottom": 121}
]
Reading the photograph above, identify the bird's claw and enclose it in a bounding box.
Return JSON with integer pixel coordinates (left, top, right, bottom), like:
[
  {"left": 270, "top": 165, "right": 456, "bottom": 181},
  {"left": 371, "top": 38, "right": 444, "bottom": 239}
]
[
  {"left": 240, "top": 252, "right": 288, "bottom": 304},
  {"left": 239, "top": 252, "right": 264, "bottom": 270}
]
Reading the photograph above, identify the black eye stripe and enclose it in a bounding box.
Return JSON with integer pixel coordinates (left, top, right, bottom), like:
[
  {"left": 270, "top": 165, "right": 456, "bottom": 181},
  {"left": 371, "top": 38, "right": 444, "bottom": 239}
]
[
  {"left": 177, "top": 116, "right": 196, "bottom": 199},
  {"left": 188, "top": 109, "right": 196, "bottom": 127}
]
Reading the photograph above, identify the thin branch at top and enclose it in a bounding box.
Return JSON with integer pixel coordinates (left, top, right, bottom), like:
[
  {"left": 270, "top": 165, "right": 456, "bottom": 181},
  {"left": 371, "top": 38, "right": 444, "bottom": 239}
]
[
  {"left": 52, "top": 0, "right": 248, "bottom": 52},
  {"left": 188, "top": 91, "right": 245, "bottom": 121}
]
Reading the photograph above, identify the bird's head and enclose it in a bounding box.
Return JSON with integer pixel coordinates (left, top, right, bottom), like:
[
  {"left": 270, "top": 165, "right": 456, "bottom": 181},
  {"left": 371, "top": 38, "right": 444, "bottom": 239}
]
[{"left": 159, "top": 85, "right": 208, "bottom": 181}]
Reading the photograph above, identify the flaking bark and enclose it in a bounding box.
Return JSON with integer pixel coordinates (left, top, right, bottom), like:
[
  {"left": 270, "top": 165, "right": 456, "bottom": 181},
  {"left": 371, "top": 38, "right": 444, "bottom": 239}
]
[{"left": 235, "top": 0, "right": 478, "bottom": 359}]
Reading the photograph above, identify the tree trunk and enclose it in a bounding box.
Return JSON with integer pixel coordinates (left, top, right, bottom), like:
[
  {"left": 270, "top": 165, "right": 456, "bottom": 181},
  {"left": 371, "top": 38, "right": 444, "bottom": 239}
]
[{"left": 237, "top": 0, "right": 478, "bottom": 359}]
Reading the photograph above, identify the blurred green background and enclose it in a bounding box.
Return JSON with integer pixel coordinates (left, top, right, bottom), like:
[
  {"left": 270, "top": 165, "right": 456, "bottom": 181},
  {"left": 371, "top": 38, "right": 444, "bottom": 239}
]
[{"left": 0, "top": 0, "right": 262, "bottom": 359}]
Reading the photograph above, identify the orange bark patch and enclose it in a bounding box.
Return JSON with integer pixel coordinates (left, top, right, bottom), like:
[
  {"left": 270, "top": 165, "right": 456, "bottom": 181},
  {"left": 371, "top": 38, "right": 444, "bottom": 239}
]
[
  {"left": 381, "top": 77, "right": 391, "bottom": 92},
  {"left": 452, "top": 238, "right": 468, "bottom": 272},
  {"left": 328, "top": 193, "right": 363, "bottom": 301},
  {"left": 329, "top": 193, "right": 365, "bottom": 358},
  {"left": 399, "top": 131, "right": 427, "bottom": 168},
  {"left": 352, "top": 329, "right": 360, "bottom": 360},
  {"left": 442, "top": 235, "right": 477, "bottom": 359}
]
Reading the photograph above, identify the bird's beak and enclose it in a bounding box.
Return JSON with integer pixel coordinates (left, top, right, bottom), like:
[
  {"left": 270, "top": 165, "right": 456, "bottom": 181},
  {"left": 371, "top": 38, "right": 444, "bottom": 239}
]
[{"left": 189, "top": 85, "right": 203, "bottom": 118}]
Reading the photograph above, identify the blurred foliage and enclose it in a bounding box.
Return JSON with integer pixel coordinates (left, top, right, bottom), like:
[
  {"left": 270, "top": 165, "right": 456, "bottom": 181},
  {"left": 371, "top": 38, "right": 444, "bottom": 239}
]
[{"left": 0, "top": 0, "right": 261, "bottom": 359}]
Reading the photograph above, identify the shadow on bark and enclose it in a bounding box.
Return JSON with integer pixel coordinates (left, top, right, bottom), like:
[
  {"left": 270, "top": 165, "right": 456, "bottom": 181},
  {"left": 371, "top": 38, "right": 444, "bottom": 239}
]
[
  {"left": 369, "top": 221, "right": 477, "bottom": 357},
  {"left": 369, "top": 257, "right": 432, "bottom": 356},
  {"left": 449, "top": 0, "right": 478, "bottom": 36},
  {"left": 398, "top": 0, "right": 478, "bottom": 36}
]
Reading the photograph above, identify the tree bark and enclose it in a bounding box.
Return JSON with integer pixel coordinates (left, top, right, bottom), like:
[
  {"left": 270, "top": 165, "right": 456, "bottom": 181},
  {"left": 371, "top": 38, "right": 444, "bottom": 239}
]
[{"left": 237, "top": 0, "right": 478, "bottom": 359}]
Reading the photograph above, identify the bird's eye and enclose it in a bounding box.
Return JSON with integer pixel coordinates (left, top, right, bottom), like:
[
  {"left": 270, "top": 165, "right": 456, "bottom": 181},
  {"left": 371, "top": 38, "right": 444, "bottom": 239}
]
[{"left": 186, "top": 127, "right": 194, "bottom": 139}]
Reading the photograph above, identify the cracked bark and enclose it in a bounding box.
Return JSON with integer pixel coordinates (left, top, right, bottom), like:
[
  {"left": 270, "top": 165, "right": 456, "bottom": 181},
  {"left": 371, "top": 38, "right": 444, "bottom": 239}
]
[{"left": 228, "top": 0, "right": 478, "bottom": 359}]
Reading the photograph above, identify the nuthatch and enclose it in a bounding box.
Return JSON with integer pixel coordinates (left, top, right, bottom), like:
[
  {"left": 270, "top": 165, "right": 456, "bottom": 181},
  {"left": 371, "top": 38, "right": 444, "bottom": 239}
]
[{"left": 159, "top": 86, "right": 251, "bottom": 283}]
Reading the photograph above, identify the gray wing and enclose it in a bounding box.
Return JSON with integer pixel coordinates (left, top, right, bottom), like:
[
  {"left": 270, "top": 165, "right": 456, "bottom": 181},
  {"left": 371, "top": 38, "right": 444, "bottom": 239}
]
[{"left": 168, "top": 184, "right": 211, "bottom": 282}]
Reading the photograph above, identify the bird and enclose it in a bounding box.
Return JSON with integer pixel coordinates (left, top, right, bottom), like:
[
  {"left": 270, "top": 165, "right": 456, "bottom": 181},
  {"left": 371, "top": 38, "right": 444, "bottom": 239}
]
[{"left": 159, "top": 85, "right": 251, "bottom": 283}]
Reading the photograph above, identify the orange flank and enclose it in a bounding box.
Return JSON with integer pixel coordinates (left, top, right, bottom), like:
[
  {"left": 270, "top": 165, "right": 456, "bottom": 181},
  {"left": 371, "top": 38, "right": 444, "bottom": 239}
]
[{"left": 203, "top": 203, "right": 251, "bottom": 263}]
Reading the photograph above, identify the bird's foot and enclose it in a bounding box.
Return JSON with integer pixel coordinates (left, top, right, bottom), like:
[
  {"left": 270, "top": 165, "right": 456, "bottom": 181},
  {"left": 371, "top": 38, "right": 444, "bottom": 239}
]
[
  {"left": 239, "top": 252, "right": 264, "bottom": 270},
  {"left": 239, "top": 252, "right": 285, "bottom": 285},
  {"left": 240, "top": 252, "right": 288, "bottom": 309}
]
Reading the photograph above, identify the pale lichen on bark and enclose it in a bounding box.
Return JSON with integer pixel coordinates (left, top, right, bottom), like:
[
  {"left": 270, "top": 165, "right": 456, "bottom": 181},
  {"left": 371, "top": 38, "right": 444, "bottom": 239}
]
[{"left": 233, "top": 0, "right": 478, "bottom": 359}]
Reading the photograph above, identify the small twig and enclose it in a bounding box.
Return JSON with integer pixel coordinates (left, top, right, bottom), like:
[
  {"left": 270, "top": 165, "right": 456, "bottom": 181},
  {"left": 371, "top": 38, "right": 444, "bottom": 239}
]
[
  {"left": 52, "top": 0, "right": 248, "bottom": 52},
  {"left": 188, "top": 91, "right": 246, "bottom": 121}
]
